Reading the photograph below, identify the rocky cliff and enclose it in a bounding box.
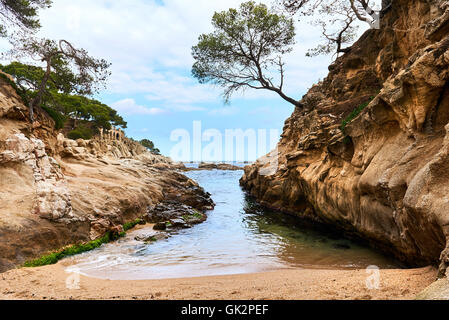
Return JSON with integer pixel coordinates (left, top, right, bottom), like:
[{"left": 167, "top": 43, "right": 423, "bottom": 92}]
[
  {"left": 0, "top": 77, "right": 213, "bottom": 272},
  {"left": 241, "top": 0, "right": 449, "bottom": 275}
]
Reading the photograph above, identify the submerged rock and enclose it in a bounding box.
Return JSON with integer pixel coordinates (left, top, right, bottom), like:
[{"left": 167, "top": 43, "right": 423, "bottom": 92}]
[
  {"left": 169, "top": 218, "right": 190, "bottom": 229},
  {"left": 134, "top": 231, "right": 168, "bottom": 243},
  {"left": 183, "top": 162, "right": 243, "bottom": 171},
  {"left": 146, "top": 200, "right": 210, "bottom": 226},
  {"left": 153, "top": 222, "right": 167, "bottom": 231},
  {"left": 198, "top": 162, "right": 243, "bottom": 171}
]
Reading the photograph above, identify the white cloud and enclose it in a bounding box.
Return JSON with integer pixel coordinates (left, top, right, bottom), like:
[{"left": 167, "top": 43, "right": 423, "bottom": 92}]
[
  {"left": 0, "top": 0, "right": 369, "bottom": 116},
  {"left": 111, "top": 98, "right": 166, "bottom": 116},
  {"left": 31, "top": 0, "right": 342, "bottom": 107}
]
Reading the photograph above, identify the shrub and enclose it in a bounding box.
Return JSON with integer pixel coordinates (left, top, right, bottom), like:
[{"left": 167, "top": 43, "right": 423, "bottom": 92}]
[
  {"left": 68, "top": 125, "right": 93, "bottom": 140},
  {"left": 123, "top": 218, "right": 145, "bottom": 232},
  {"left": 42, "top": 106, "right": 66, "bottom": 130}
]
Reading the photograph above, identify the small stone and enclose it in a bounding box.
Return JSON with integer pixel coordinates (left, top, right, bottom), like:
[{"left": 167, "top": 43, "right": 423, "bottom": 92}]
[{"left": 169, "top": 218, "right": 189, "bottom": 228}]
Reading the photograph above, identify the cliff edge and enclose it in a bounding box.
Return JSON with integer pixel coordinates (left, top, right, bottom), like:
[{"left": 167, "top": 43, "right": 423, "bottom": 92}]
[
  {"left": 241, "top": 0, "right": 449, "bottom": 275},
  {"left": 0, "top": 77, "right": 213, "bottom": 272}
]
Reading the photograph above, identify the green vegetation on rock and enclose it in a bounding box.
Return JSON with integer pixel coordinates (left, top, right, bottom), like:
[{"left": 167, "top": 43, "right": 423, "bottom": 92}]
[
  {"left": 123, "top": 218, "right": 145, "bottom": 232},
  {"left": 340, "top": 96, "right": 375, "bottom": 134},
  {"left": 182, "top": 210, "right": 204, "bottom": 221},
  {"left": 23, "top": 232, "right": 115, "bottom": 268},
  {"left": 139, "top": 139, "right": 161, "bottom": 155},
  {"left": 67, "top": 124, "right": 93, "bottom": 140},
  {"left": 1, "top": 62, "right": 126, "bottom": 132},
  {"left": 41, "top": 105, "right": 66, "bottom": 130},
  {"left": 23, "top": 218, "right": 145, "bottom": 268}
]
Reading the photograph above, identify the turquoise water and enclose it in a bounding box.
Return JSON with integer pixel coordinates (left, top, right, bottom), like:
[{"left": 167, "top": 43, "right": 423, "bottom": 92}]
[{"left": 65, "top": 168, "right": 397, "bottom": 280}]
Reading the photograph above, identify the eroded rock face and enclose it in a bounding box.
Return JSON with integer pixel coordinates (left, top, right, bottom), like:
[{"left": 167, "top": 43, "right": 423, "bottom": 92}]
[
  {"left": 241, "top": 0, "right": 449, "bottom": 273},
  {"left": 0, "top": 134, "right": 74, "bottom": 222},
  {"left": 0, "top": 82, "right": 214, "bottom": 272}
]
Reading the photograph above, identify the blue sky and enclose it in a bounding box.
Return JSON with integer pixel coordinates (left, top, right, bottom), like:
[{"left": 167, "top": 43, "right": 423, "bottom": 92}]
[{"left": 4, "top": 0, "right": 370, "bottom": 161}]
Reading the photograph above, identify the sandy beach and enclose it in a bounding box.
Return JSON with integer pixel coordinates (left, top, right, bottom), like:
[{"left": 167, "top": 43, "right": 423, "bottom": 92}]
[{"left": 0, "top": 264, "right": 437, "bottom": 300}]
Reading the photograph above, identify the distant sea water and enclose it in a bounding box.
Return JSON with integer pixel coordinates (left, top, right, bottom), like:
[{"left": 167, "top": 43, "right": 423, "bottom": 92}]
[{"left": 182, "top": 161, "right": 252, "bottom": 167}]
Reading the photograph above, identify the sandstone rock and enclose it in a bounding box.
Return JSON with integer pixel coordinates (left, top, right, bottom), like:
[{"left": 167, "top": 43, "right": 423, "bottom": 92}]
[
  {"left": 169, "top": 218, "right": 190, "bottom": 229},
  {"left": 153, "top": 222, "right": 167, "bottom": 231},
  {"left": 0, "top": 85, "right": 214, "bottom": 272},
  {"left": 90, "top": 219, "right": 111, "bottom": 240},
  {"left": 241, "top": 0, "right": 449, "bottom": 270},
  {"left": 134, "top": 231, "right": 168, "bottom": 242},
  {"left": 147, "top": 200, "right": 211, "bottom": 226}
]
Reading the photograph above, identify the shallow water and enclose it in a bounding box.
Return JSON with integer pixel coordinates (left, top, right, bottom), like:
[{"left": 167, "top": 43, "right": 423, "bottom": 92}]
[{"left": 65, "top": 166, "right": 398, "bottom": 280}]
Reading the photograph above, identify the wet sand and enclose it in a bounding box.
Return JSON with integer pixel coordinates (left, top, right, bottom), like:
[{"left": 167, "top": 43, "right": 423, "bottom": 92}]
[{"left": 0, "top": 263, "right": 437, "bottom": 300}]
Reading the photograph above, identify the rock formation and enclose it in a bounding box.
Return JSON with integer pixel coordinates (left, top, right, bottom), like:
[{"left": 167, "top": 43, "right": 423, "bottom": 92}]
[
  {"left": 241, "top": 0, "right": 449, "bottom": 275},
  {"left": 197, "top": 162, "right": 243, "bottom": 171},
  {"left": 0, "top": 76, "right": 213, "bottom": 272}
]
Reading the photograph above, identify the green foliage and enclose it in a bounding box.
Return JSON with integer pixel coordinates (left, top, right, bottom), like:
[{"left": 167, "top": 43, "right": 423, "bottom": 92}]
[
  {"left": 0, "top": 0, "right": 51, "bottom": 37},
  {"left": 9, "top": 38, "right": 111, "bottom": 98},
  {"left": 192, "top": 1, "right": 298, "bottom": 106},
  {"left": 49, "top": 92, "right": 127, "bottom": 130},
  {"left": 41, "top": 105, "right": 66, "bottom": 130},
  {"left": 1, "top": 62, "right": 127, "bottom": 132},
  {"left": 182, "top": 211, "right": 204, "bottom": 221},
  {"left": 140, "top": 139, "right": 154, "bottom": 150},
  {"left": 140, "top": 139, "right": 160, "bottom": 155},
  {"left": 24, "top": 232, "right": 112, "bottom": 268},
  {"left": 340, "top": 96, "right": 375, "bottom": 134},
  {"left": 278, "top": 0, "right": 383, "bottom": 57},
  {"left": 67, "top": 124, "right": 93, "bottom": 140},
  {"left": 23, "top": 218, "right": 145, "bottom": 268},
  {"left": 123, "top": 218, "right": 145, "bottom": 232},
  {"left": 1, "top": 58, "right": 77, "bottom": 100},
  {"left": 5, "top": 37, "right": 111, "bottom": 122}
]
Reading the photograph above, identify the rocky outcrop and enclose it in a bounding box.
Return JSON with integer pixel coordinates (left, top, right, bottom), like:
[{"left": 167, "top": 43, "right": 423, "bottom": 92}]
[
  {"left": 182, "top": 162, "right": 244, "bottom": 171},
  {"left": 198, "top": 162, "right": 243, "bottom": 171},
  {"left": 1, "top": 133, "right": 75, "bottom": 222},
  {"left": 0, "top": 78, "right": 213, "bottom": 272},
  {"left": 241, "top": 0, "right": 449, "bottom": 274}
]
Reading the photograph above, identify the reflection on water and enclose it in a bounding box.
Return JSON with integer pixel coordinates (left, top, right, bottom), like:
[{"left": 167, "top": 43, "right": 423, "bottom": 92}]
[{"left": 65, "top": 167, "right": 398, "bottom": 280}]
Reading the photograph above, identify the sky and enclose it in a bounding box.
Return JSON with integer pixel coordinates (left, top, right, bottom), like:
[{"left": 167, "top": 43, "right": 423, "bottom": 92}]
[{"left": 3, "top": 0, "right": 369, "bottom": 161}]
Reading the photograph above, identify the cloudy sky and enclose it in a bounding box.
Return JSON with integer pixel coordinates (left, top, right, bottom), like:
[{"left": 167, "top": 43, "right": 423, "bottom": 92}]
[{"left": 9, "top": 0, "right": 368, "bottom": 161}]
